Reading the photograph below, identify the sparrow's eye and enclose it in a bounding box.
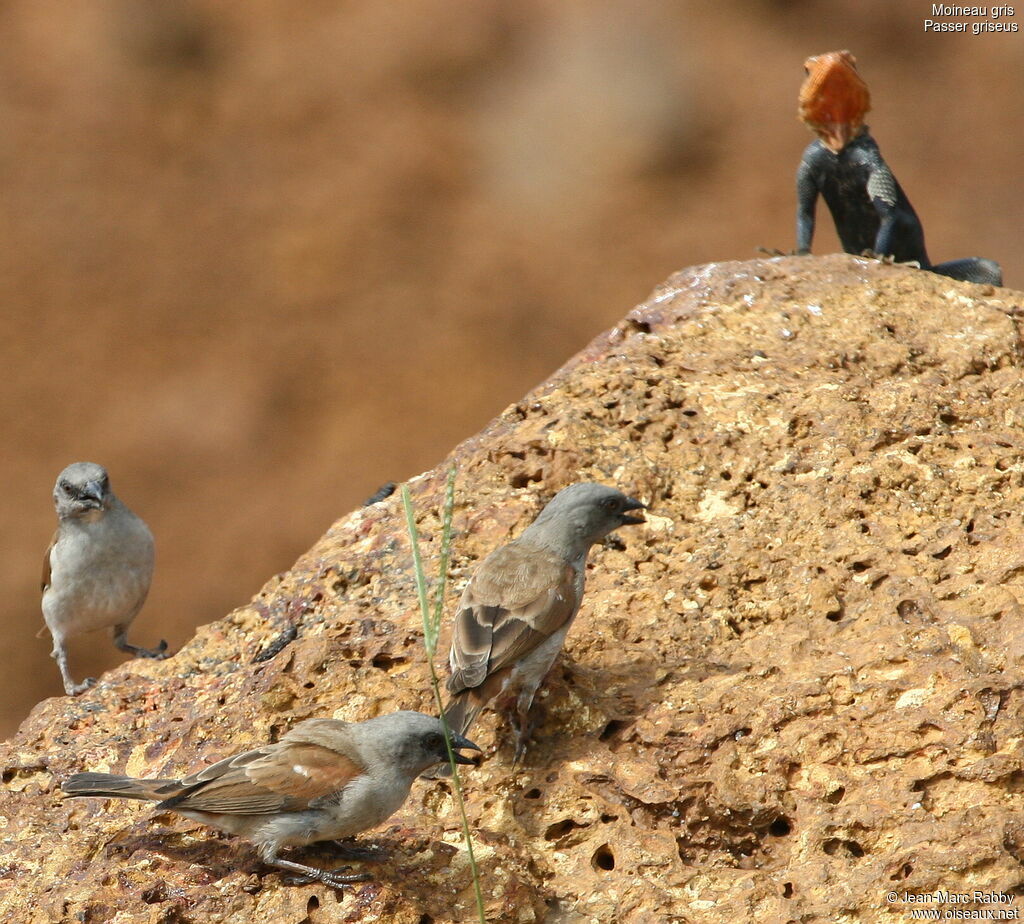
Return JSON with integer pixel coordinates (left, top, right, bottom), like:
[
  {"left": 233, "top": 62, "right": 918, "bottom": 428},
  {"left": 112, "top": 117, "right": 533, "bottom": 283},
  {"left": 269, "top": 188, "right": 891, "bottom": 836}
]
[
  {"left": 424, "top": 732, "right": 445, "bottom": 752},
  {"left": 602, "top": 497, "right": 619, "bottom": 512}
]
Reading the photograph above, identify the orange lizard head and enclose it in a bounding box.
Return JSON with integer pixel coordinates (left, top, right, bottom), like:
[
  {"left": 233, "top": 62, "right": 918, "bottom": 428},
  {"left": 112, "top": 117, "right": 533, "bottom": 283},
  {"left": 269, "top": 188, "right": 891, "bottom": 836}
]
[{"left": 798, "top": 50, "right": 871, "bottom": 153}]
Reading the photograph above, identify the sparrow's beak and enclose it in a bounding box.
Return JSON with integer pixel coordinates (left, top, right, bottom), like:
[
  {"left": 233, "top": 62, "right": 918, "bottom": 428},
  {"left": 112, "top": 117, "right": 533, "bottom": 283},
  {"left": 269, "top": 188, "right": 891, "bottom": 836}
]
[
  {"left": 620, "top": 497, "right": 647, "bottom": 526},
  {"left": 449, "top": 732, "right": 482, "bottom": 765},
  {"left": 81, "top": 481, "right": 105, "bottom": 507}
]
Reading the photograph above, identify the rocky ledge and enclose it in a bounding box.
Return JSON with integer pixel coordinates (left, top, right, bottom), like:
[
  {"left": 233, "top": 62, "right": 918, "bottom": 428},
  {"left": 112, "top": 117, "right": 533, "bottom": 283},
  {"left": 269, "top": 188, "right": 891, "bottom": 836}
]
[{"left": 3, "top": 255, "right": 1024, "bottom": 922}]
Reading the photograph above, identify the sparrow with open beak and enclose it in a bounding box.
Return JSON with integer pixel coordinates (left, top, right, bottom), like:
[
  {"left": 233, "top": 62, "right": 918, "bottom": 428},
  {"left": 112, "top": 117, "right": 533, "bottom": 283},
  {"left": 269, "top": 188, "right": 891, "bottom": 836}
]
[
  {"left": 62, "top": 711, "right": 480, "bottom": 888},
  {"left": 443, "top": 482, "right": 646, "bottom": 764}
]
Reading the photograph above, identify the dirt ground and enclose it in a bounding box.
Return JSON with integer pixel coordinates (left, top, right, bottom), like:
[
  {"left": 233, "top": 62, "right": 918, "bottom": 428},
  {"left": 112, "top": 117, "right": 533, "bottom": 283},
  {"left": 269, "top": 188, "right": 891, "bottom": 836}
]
[{"left": 2, "top": 1, "right": 1020, "bottom": 734}]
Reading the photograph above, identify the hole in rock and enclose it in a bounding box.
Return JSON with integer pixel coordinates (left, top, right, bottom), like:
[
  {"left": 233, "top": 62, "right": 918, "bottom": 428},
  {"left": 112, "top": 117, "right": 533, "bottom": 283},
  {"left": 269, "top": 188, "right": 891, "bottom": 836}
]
[
  {"left": 896, "top": 600, "right": 920, "bottom": 620},
  {"left": 140, "top": 885, "right": 167, "bottom": 904},
  {"left": 823, "top": 838, "right": 865, "bottom": 858},
  {"left": 599, "top": 720, "right": 630, "bottom": 741},
  {"left": 782, "top": 882, "right": 794, "bottom": 898},
  {"left": 768, "top": 817, "right": 792, "bottom": 837},
  {"left": 891, "top": 863, "right": 913, "bottom": 880},
  {"left": 523, "top": 788, "right": 542, "bottom": 800},
  {"left": 510, "top": 471, "right": 542, "bottom": 489},
  {"left": 824, "top": 787, "right": 845, "bottom": 804},
  {"left": 591, "top": 844, "right": 615, "bottom": 871},
  {"left": 544, "top": 819, "right": 585, "bottom": 840}
]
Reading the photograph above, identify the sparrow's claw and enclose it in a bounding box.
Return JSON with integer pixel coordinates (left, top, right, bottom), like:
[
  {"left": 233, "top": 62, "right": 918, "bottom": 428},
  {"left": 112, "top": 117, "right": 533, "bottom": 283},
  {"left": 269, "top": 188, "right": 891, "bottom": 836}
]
[
  {"left": 138, "top": 640, "right": 170, "bottom": 659},
  {"left": 757, "top": 246, "right": 789, "bottom": 257},
  {"left": 511, "top": 725, "right": 534, "bottom": 767},
  {"left": 284, "top": 865, "right": 371, "bottom": 888},
  {"left": 122, "top": 640, "right": 169, "bottom": 659},
  {"left": 66, "top": 677, "right": 97, "bottom": 696},
  {"left": 113, "top": 629, "right": 169, "bottom": 659},
  {"left": 323, "top": 866, "right": 373, "bottom": 887}
]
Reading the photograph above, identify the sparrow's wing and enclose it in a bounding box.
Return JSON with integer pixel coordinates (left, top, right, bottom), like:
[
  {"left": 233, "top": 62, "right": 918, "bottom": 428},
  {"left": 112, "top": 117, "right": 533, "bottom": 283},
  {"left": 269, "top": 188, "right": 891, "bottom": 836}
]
[
  {"left": 448, "top": 542, "right": 577, "bottom": 693},
  {"left": 41, "top": 531, "right": 57, "bottom": 593},
  {"left": 177, "top": 744, "right": 270, "bottom": 787},
  {"left": 164, "top": 739, "right": 364, "bottom": 815}
]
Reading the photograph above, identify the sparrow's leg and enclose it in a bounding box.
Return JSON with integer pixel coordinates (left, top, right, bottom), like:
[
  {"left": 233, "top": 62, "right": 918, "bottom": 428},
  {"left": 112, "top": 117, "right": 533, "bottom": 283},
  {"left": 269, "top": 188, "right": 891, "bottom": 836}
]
[
  {"left": 51, "top": 638, "right": 96, "bottom": 696},
  {"left": 511, "top": 691, "right": 537, "bottom": 766},
  {"left": 112, "top": 626, "right": 169, "bottom": 660},
  {"left": 264, "top": 851, "right": 372, "bottom": 888}
]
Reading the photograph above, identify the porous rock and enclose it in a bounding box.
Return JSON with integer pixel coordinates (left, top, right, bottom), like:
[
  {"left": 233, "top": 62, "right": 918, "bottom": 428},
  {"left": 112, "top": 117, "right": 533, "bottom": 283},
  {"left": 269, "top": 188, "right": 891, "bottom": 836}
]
[{"left": 3, "top": 255, "right": 1024, "bottom": 922}]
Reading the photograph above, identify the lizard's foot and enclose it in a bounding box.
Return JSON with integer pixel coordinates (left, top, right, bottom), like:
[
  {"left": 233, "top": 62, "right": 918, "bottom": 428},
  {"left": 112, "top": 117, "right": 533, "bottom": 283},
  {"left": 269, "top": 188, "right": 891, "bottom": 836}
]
[{"left": 859, "top": 250, "right": 920, "bottom": 269}]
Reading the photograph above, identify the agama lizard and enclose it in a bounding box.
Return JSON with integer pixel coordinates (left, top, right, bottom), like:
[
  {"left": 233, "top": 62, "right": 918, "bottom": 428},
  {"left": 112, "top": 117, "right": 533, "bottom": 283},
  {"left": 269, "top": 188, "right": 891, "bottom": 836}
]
[{"left": 795, "top": 50, "right": 1002, "bottom": 286}]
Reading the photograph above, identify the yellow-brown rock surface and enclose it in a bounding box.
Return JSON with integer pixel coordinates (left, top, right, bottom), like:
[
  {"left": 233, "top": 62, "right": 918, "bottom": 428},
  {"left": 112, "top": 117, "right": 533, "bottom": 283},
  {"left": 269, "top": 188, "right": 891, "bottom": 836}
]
[{"left": 4, "top": 255, "right": 1024, "bottom": 922}]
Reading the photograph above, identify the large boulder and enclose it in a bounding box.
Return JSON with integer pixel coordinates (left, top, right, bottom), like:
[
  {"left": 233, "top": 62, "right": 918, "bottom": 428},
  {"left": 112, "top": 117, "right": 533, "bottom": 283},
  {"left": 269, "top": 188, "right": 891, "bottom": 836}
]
[{"left": 3, "top": 255, "right": 1023, "bottom": 922}]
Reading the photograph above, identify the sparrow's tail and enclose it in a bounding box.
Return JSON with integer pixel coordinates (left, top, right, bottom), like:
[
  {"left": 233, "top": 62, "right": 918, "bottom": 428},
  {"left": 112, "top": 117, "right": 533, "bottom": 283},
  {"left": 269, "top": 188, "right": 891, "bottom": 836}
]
[
  {"left": 442, "top": 693, "right": 482, "bottom": 740},
  {"left": 62, "top": 772, "right": 181, "bottom": 803}
]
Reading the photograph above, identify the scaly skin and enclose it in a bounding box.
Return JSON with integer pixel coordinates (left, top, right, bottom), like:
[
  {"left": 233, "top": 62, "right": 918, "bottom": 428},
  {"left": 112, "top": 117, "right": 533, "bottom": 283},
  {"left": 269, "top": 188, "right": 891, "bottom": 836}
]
[{"left": 795, "top": 50, "right": 1002, "bottom": 286}]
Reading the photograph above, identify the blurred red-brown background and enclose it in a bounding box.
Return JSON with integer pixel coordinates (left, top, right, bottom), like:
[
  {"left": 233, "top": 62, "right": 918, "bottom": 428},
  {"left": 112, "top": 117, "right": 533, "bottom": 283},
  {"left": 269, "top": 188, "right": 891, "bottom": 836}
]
[{"left": 2, "top": 1, "right": 1020, "bottom": 736}]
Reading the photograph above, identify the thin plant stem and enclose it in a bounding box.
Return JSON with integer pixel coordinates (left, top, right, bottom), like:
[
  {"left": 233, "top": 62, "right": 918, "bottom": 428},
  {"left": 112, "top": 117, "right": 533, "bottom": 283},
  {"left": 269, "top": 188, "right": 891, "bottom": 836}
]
[{"left": 402, "top": 473, "right": 486, "bottom": 924}]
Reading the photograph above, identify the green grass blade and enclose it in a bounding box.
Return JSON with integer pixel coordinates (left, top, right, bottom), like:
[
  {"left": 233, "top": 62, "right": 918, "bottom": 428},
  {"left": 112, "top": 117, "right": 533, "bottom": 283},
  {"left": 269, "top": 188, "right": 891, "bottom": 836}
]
[
  {"left": 401, "top": 482, "right": 435, "bottom": 655},
  {"left": 401, "top": 472, "right": 486, "bottom": 923}
]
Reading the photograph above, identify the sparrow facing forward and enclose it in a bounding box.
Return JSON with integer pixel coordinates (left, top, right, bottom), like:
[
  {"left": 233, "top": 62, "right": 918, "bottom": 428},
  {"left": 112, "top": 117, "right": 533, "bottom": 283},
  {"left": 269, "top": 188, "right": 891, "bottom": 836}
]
[{"left": 42, "top": 462, "right": 166, "bottom": 695}]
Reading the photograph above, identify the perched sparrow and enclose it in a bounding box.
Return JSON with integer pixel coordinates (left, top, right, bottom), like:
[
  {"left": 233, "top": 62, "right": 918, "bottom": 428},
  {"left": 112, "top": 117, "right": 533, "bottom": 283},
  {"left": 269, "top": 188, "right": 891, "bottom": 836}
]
[
  {"left": 42, "top": 462, "right": 167, "bottom": 695},
  {"left": 63, "top": 711, "right": 480, "bottom": 888},
  {"left": 444, "top": 482, "right": 645, "bottom": 763}
]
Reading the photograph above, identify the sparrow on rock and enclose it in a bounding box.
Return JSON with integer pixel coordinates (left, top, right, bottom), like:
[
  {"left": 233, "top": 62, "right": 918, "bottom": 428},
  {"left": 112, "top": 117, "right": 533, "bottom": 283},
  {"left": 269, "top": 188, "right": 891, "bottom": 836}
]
[
  {"left": 443, "top": 481, "right": 645, "bottom": 763},
  {"left": 63, "top": 711, "right": 480, "bottom": 888},
  {"left": 42, "top": 462, "right": 166, "bottom": 695}
]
